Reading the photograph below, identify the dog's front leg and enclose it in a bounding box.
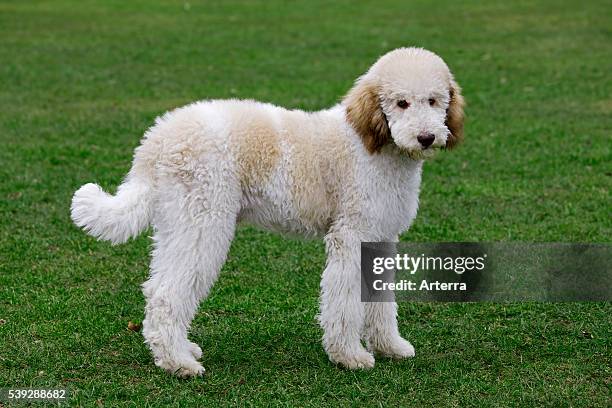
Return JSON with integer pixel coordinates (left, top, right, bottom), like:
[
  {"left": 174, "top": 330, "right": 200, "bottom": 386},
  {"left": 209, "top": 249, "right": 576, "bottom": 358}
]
[
  {"left": 364, "top": 236, "right": 415, "bottom": 359},
  {"left": 318, "top": 229, "right": 375, "bottom": 369},
  {"left": 364, "top": 301, "right": 415, "bottom": 359}
]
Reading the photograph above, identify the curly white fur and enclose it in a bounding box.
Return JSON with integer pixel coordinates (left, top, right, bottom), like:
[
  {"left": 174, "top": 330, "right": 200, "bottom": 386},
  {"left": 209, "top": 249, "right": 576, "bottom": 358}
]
[{"left": 71, "top": 47, "right": 464, "bottom": 377}]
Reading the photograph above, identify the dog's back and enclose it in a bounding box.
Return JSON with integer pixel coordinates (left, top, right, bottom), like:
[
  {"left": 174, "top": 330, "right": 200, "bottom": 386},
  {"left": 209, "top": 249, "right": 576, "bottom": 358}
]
[{"left": 72, "top": 99, "right": 360, "bottom": 242}]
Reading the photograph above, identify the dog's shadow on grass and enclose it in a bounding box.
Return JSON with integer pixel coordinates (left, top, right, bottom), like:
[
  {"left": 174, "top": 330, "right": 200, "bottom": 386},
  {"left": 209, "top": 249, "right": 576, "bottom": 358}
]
[
  {"left": 184, "top": 314, "right": 417, "bottom": 379},
  {"left": 194, "top": 316, "right": 324, "bottom": 372}
]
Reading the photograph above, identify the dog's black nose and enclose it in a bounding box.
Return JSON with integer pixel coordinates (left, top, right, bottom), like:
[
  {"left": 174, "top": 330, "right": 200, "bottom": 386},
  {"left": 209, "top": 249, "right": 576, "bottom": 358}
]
[{"left": 417, "top": 133, "right": 435, "bottom": 148}]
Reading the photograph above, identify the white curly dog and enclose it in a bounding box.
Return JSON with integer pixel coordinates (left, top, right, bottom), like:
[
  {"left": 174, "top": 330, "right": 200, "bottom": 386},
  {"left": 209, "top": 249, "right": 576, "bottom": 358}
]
[{"left": 71, "top": 47, "right": 464, "bottom": 377}]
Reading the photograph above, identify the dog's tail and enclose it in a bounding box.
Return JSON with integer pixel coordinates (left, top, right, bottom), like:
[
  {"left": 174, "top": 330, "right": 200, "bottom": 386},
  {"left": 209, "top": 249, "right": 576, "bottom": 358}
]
[{"left": 70, "top": 166, "right": 153, "bottom": 245}]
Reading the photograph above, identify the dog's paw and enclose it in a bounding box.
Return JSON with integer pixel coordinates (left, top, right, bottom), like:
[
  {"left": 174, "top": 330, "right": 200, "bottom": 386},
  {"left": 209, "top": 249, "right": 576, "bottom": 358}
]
[
  {"left": 369, "top": 336, "right": 415, "bottom": 359},
  {"left": 174, "top": 362, "right": 205, "bottom": 378},
  {"left": 156, "top": 356, "right": 205, "bottom": 378},
  {"left": 328, "top": 348, "right": 375, "bottom": 370},
  {"left": 187, "top": 341, "right": 203, "bottom": 360}
]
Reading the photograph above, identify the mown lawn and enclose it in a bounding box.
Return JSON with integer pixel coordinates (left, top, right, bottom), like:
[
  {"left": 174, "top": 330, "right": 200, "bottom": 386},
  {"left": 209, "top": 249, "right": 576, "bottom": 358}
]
[{"left": 0, "top": 0, "right": 610, "bottom": 406}]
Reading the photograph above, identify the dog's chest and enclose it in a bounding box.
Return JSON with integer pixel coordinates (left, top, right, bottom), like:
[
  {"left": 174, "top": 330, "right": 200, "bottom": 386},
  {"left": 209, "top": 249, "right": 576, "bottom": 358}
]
[{"left": 357, "top": 158, "right": 423, "bottom": 239}]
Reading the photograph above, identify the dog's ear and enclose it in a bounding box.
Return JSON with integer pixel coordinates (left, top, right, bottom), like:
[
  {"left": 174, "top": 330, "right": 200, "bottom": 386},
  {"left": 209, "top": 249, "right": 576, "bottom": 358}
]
[
  {"left": 445, "top": 77, "right": 465, "bottom": 149},
  {"left": 343, "top": 78, "right": 391, "bottom": 154}
]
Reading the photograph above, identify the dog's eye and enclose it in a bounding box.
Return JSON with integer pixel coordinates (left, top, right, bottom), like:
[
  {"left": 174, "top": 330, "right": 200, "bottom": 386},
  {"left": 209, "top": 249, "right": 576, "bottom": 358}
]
[
  {"left": 397, "top": 100, "right": 409, "bottom": 109},
  {"left": 428, "top": 98, "right": 436, "bottom": 106}
]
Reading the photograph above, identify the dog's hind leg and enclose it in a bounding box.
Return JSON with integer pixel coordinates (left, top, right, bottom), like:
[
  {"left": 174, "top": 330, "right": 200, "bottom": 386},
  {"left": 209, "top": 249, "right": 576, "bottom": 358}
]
[
  {"left": 141, "top": 178, "right": 240, "bottom": 378},
  {"left": 318, "top": 228, "right": 375, "bottom": 369}
]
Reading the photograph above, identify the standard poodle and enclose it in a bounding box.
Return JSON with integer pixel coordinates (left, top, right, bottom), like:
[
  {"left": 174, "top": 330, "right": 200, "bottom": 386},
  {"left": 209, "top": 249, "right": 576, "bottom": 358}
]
[{"left": 71, "top": 47, "right": 465, "bottom": 377}]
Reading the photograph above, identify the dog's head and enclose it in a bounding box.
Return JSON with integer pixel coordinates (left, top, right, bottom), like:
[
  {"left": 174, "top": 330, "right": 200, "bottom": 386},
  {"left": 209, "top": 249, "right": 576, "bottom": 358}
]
[{"left": 343, "top": 47, "right": 465, "bottom": 159}]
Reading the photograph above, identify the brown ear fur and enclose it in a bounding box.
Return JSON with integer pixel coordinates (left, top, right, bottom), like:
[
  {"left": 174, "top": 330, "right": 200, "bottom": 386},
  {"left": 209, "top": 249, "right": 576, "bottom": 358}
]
[
  {"left": 445, "top": 78, "right": 465, "bottom": 149},
  {"left": 343, "top": 79, "right": 391, "bottom": 153}
]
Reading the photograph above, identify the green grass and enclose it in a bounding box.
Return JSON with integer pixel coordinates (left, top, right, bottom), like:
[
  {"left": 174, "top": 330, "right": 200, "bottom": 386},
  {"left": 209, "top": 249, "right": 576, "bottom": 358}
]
[{"left": 0, "top": 0, "right": 610, "bottom": 406}]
